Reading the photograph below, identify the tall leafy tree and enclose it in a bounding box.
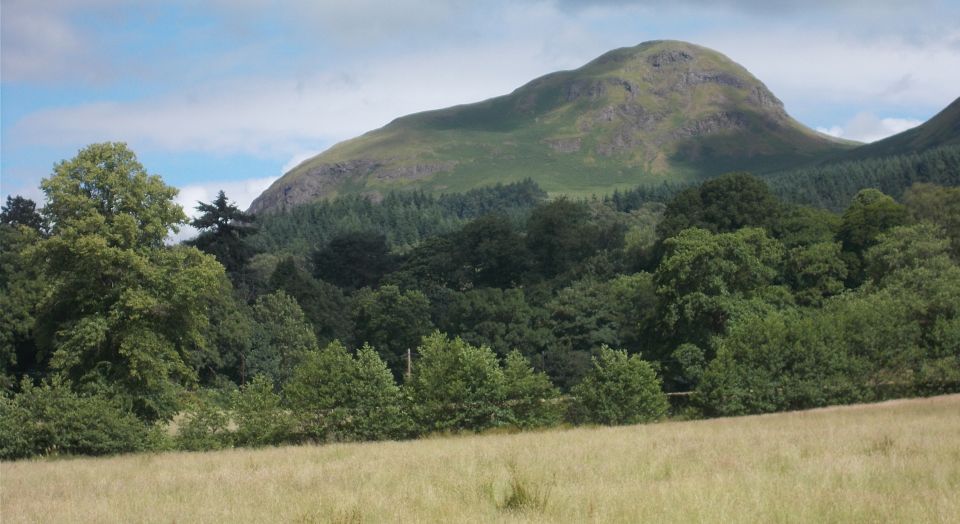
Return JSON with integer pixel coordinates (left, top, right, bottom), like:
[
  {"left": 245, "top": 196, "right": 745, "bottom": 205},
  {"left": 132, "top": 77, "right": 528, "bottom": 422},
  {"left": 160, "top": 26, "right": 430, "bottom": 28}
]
[
  {"left": 0, "top": 224, "right": 46, "bottom": 388},
  {"left": 248, "top": 291, "right": 318, "bottom": 387},
  {"left": 654, "top": 227, "right": 785, "bottom": 347},
  {"left": 657, "top": 172, "right": 781, "bottom": 242},
  {"left": 351, "top": 285, "right": 434, "bottom": 377},
  {"left": 502, "top": 350, "right": 563, "bottom": 428},
  {"left": 34, "top": 143, "right": 226, "bottom": 421},
  {"left": 837, "top": 188, "right": 908, "bottom": 285}
]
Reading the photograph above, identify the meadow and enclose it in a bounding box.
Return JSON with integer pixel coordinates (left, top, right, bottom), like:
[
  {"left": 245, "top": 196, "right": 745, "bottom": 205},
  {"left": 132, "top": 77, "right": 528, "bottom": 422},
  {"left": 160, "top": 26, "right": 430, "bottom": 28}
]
[{"left": 3, "top": 394, "right": 959, "bottom": 523}]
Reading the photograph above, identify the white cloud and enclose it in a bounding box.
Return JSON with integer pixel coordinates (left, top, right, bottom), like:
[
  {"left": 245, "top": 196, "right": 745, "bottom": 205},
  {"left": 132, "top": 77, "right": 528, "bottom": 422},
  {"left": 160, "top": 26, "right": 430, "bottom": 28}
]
[
  {"left": 817, "top": 112, "right": 922, "bottom": 143},
  {"left": 11, "top": 37, "right": 594, "bottom": 157},
  {"left": 170, "top": 175, "right": 278, "bottom": 243}
]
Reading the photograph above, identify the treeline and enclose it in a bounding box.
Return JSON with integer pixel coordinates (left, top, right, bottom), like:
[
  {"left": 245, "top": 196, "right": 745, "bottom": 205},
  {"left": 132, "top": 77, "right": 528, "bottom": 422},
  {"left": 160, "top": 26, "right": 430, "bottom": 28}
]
[
  {"left": 764, "top": 145, "right": 960, "bottom": 211},
  {"left": 250, "top": 180, "right": 547, "bottom": 255},
  {"left": 2, "top": 142, "right": 960, "bottom": 460}
]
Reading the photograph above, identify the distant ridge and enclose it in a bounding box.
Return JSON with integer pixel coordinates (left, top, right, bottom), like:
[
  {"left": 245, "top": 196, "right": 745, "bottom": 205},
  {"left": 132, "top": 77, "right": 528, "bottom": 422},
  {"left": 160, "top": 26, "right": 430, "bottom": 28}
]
[{"left": 832, "top": 96, "right": 960, "bottom": 162}]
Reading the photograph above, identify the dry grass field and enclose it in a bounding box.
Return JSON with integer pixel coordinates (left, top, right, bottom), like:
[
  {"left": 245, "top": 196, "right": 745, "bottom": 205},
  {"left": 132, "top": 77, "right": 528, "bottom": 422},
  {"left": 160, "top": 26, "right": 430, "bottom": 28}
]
[{"left": 3, "top": 394, "right": 959, "bottom": 523}]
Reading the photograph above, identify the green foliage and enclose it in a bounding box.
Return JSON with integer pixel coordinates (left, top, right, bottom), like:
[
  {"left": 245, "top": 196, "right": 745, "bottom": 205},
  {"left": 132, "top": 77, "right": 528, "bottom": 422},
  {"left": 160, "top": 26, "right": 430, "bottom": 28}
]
[
  {"left": 902, "top": 183, "right": 960, "bottom": 259},
  {"left": 252, "top": 181, "right": 546, "bottom": 256},
  {"left": 837, "top": 189, "right": 909, "bottom": 285},
  {"left": 269, "top": 257, "right": 353, "bottom": 346},
  {"left": 188, "top": 190, "right": 258, "bottom": 279},
  {"left": 785, "top": 242, "right": 848, "bottom": 307},
  {"left": 654, "top": 227, "right": 785, "bottom": 346},
  {"left": 455, "top": 214, "right": 531, "bottom": 288},
  {"left": 42, "top": 142, "right": 185, "bottom": 248},
  {"left": 1, "top": 379, "right": 161, "bottom": 460},
  {"left": 174, "top": 393, "right": 233, "bottom": 452},
  {"left": 1, "top": 195, "right": 45, "bottom": 233},
  {"left": 502, "top": 351, "right": 564, "bottom": 429},
  {"left": 232, "top": 374, "right": 296, "bottom": 447},
  {"left": 657, "top": 173, "right": 781, "bottom": 242},
  {"left": 570, "top": 346, "right": 668, "bottom": 425},
  {"left": 697, "top": 250, "right": 960, "bottom": 416},
  {"left": 0, "top": 224, "right": 47, "bottom": 388},
  {"left": 438, "top": 288, "right": 553, "bottom": 360},
  {"left": 35, "top": 143, "right": 227, "bottom": 421},
  {"left": 351, "top": 285, "right": 433, "bottom": 377},
  {"left": 248, "top": 291, "right": 318, "bottom": 387},
  {"left": 313, "top": 231, "right": 396, "bottom": 290},
  {"left": 407, "top": 332, "right": 508, "bottom": 432},
  {"left": 525, "top": 198, "right": 603, "bottom": 279},
  {"left": 284, "top": 342, "right": 409, "bottom": 442},
  {"left": 864, "top": 223, "right": 951, "bottom": 283},
  {"left": 672, "top": 343, "right": 706, "bottom": 388},
  {"left": 766, "top": 145, "right": 960, "bottom": 211}
]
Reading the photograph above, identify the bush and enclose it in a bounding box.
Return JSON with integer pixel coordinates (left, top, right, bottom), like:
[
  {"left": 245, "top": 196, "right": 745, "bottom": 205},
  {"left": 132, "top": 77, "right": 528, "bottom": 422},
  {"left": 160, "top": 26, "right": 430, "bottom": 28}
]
[
  {"left": 174, "top": 393, "right": 233, "bottom": 452},
  {"left": 285, "top": 342, "right": 410, "bottom": 442},
  {"left": 570, "top": 346, "right": 668, "bottom": 425},
  {"left": 1, "top": 379, "right": 160, "bottom": 460},
  {"left": 502, "top": 351, "right": 563, "bottom": 429},
  {"left": 406, "top": 332, "right": 508, "bottom": 432},
  {"left": 233, "top": 375, "right": 296, "bottom": 447}
]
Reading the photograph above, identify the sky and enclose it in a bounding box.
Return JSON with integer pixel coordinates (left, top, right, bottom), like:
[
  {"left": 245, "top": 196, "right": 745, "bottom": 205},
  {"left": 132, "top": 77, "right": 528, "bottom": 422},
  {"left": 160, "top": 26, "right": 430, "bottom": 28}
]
[{"left": 3, "top": 0, "right": 960, "bottom": 237}]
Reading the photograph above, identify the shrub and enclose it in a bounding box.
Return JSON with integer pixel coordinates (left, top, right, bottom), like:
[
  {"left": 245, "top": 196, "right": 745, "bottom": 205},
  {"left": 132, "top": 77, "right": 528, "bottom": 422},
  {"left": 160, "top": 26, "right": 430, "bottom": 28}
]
[
  {"left": 285, "top": 342, "right": 410, "bottom": 442},
  {"left": 1, "top": 379, "right": 160, "bottom": 460},
  {"left": 406, "top": 332, "right": 508, "bottom": 432},
  {"left": 174, "top": 393, "right": 233, "bottom": 452},
  {"left": 570, "top": 346, "right": 668, "bottom": 425},
  {"left": 233, "top": 375, "right": 296, "bottom": 447},
  {"left": 502, "top": 351, "right": 563, "bottom": 429}
]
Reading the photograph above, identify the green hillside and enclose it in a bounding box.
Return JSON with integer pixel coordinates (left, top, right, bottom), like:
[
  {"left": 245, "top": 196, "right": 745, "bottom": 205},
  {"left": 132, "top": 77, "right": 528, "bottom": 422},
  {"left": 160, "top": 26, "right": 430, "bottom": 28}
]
[
  {"left": 836, "top": 96, "right": 960, "bottom": 161},
  {"left": 250, "top": 41, "right": 852, "bottom": 214}
]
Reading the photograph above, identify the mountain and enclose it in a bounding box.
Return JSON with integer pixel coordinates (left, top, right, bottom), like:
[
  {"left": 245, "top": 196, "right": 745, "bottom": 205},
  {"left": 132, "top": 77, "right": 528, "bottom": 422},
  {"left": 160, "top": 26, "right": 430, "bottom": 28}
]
[
  {"left": 832, "top": 96, "right": 960, "bottom": 161},
  {"left": 250, "top": 40, "right": 853, "bottom": 214}
]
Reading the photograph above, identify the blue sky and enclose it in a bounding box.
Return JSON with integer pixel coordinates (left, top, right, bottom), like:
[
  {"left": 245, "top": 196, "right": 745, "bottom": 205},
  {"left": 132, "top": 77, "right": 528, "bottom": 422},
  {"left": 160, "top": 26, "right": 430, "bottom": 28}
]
[{"left": 3, "top": 0, "right": 959, "bottom": 227}]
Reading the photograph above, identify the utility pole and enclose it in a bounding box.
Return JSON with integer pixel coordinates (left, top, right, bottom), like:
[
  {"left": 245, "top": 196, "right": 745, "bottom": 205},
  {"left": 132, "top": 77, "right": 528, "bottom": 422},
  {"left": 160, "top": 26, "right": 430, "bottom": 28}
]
[{"left": 406, "top": 348, "right": 412, "bottom": 380}]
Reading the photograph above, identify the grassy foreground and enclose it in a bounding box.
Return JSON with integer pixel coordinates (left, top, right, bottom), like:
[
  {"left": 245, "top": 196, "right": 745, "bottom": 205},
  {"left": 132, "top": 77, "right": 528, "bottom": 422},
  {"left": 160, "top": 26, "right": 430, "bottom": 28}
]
[{"left": 3, "top": 395, "right": 960, "bottom": 523}]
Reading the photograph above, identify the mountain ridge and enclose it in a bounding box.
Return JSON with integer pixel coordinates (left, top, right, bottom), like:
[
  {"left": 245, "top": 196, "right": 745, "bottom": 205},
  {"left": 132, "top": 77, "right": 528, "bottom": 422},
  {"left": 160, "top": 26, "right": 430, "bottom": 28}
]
[{"left": 250, "top": 40, "right": 854, "bottom": 214}]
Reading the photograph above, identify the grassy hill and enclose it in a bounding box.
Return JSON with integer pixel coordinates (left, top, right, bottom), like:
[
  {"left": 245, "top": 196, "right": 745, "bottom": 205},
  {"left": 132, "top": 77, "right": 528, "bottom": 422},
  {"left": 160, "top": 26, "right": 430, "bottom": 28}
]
[
  {"left": 250, "top": 41, "right": 852, "bottom": 214},
  {"left": 5, "top": 394, "right": 959, "bottom": 523},
  {"left": 835, "top": 96, "right": 960, "bottom": 161}
]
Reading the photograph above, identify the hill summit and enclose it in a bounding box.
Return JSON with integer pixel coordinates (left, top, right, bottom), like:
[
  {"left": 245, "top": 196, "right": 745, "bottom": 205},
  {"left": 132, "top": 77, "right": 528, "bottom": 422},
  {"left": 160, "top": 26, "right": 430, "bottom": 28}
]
[{"left": 251, "top": 40, "right": 851, "bottom": 214}]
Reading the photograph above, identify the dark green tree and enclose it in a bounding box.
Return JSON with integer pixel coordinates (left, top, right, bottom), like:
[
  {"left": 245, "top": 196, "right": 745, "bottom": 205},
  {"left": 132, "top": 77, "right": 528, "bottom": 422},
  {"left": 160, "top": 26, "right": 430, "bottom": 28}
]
[
  {"left": 269, "top": 257, "right": 353, "bottom": 346},
  {"left": 351, "top": 285, "right": 434, "bottom": 377},
  {"left": 837, "top": 189, "right": 908, "bottom": 285},
  {"left": 313, "top": 231, "right": 396, "bottom": 290},
  {"left": 248, "top": 291, "right": 318, "bottom": 387},
  {"left": 232, "top": 374, "right": 297, "bottom": 447},
  {"left": 188, "top": 190, "right": 258, "bottom": 284},
  {"left": 1, "top": 196, "right": 45, "bottom": 233},
  {"left": 525, "top": 198, "right": 600, "bottom": 279},
  {"left": 455, "top": 214, "right": 531, "bottom": 288},
  {"left": 657, "top": 173, "right": 781, "bottom": 242}
]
